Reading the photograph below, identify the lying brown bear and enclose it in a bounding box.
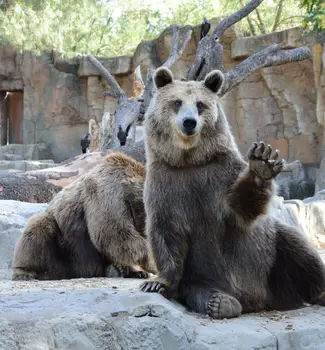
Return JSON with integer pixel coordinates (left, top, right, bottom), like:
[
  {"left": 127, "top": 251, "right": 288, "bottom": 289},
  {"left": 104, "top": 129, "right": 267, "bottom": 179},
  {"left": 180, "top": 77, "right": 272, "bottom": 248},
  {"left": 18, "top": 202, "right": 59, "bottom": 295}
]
[{"left": 12, "top": 152, "right": 155, "bottom": 280}]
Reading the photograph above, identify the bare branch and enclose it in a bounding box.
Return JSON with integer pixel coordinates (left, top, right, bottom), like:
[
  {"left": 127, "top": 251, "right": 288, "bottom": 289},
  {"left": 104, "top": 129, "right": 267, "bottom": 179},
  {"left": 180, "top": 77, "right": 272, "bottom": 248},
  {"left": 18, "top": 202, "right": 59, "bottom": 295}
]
[
  {"left": 187, "top": 37, "right": 224, "bottom": 81},
  {"left": 219, "top": 45, "right": 311, "bottom": 96},
  {"left": 141, "top": 68, "right": 155, "bottom": 113},
  {"left": 87, "top": 54, "right": 126, "bottom": 101},
  {"left": 200, "top": 17, "right": 211, "bottom": 39},
  {"left": 213, "top": 0, "right": 265, "bottom": 39},
  {"left": 139, "top": 25, "right": 192, "bottom": 120},
  {"left": 163, "top": 24, "right": 192, "bottom": 68}
]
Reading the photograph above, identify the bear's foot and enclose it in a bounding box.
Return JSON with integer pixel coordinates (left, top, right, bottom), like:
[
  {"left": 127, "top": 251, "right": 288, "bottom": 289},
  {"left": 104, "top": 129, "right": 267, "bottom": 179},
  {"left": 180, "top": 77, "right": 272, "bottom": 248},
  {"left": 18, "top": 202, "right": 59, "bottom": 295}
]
[
  {"left": 248, "top": 141, "right": 284, "bottom": 181},
  {"left": 140, "top": 279, "right": 167, "bottom": 295},
  {"left": 105, "top": 264, "right": 149, "bottom": 279},
  {"left": 12, "top": 268, "right": 38, "bottom": 281},
  {"left": 207, "top": 292, "right": 242, "bottom": 319}
]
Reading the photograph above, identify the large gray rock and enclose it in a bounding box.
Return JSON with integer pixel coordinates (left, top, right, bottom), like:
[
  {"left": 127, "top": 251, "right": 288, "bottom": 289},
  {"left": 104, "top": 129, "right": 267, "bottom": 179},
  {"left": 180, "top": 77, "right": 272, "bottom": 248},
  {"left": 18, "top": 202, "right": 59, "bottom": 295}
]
[
  {"left": 78, "top": 55, "right": 133, "bottom": 77},
  {"left": 270, "top": 192, "right": 325, "bottom": 248},
  {"left": 0, "top": 278, "right": 324, "bottom": 350},
  {"left": 0, "top": 201, "right": 47, "bottom": 279},
  {"left": 0, "top": 143, "right": 52, "bottom": 161},
  {"left": 231, "top": 27, "right": 304, "bottom": 59},
  {"left": 0, "top": 160, "right": 55, "bottom": 171}
]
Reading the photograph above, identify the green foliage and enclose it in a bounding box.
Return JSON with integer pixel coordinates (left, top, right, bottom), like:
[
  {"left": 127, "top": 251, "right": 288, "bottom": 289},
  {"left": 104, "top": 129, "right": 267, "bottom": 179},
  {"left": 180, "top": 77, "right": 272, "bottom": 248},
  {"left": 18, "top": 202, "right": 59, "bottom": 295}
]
[
  {"left": 219, "top": 0, "right": 305, "bottom": 36},
  {"left": 300, "top": 0, "right": 325, "bottom": 31},
  {"left": 0, "top": 0, "right": 309, "bottom": 58}
]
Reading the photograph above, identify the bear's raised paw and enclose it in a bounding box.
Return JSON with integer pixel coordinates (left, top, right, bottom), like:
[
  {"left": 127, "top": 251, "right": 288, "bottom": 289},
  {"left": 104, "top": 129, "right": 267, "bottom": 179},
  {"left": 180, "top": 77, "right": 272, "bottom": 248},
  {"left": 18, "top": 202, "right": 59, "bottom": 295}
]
[{"left": 248, "top": 141, "right": 284, "bottom": 181}]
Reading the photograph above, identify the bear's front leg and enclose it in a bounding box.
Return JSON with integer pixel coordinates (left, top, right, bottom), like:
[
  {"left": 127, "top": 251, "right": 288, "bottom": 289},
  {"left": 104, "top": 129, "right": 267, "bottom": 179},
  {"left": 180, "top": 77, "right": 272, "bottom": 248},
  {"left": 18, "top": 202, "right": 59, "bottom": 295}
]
[
  {"left": 140, "top": 204, "right": 189, "bottom": 298},
  {"left": 228, "top": 142, "right": 284, "bottom": 224}
]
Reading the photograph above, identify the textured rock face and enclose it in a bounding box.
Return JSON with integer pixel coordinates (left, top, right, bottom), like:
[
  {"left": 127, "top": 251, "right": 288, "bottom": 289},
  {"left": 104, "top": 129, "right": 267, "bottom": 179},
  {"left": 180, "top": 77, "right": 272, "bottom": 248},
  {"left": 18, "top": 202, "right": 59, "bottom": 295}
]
[
  {"left": 0, "top": 278, "right": 325, "bottom": 350},
  {"left": 0, "top": 26, "right": 324, "bottom": 183},
  {"left": 0, "top": 159, "right": 55, "bottom": 171},
  {"left": 0, "top": 201, "right": 47, "bottom": 279},
  {"left": 0, "top": 143, "right": 51, "bottom": 160},
  {"left": 270, "top": 193, "right": 325, "bottom": 248},
  {"left": 0, "top": 44, "right": 22, "bottom": 91},
  {"left": 21, "top": 53, "right": 88, "bottom": 162}
]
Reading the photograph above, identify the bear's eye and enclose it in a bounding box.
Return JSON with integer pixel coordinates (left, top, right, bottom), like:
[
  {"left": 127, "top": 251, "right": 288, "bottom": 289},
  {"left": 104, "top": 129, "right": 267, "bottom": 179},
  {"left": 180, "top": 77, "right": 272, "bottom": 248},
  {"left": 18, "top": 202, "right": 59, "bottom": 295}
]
[
  {"left": 196, "top": 101, "right": 205, "bottom": 114},
  {"left": 173, "top": 99, "right": 182, "bottom": 112}
]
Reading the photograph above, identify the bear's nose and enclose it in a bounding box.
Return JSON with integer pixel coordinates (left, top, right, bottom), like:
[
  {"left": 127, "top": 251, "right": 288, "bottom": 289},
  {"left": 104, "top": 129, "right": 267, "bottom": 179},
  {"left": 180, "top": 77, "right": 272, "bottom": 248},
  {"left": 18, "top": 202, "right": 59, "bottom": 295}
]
[{"left": 183, "top": 118, "right": 197, "bottom": 133}]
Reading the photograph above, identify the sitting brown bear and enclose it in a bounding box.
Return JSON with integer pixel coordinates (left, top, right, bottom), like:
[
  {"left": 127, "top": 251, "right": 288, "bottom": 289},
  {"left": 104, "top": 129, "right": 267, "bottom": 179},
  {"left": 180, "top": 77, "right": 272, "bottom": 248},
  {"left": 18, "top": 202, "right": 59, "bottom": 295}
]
[
  {"left": 12, "top": 153, "right": 154, "bottom": 280},
  {"left": 141, "top": 67, "right": 325, "bottom": 318}
]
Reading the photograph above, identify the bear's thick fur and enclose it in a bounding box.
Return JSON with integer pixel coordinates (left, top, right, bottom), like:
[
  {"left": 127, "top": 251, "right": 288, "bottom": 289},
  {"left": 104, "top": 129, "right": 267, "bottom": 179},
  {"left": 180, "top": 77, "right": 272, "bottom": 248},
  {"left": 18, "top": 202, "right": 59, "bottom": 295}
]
[
  {"left": 141, "top": 67, "right": 325, "bottom": 319},
  {"left": 12, "top": 153, "right": 154, "bottom": 280}
]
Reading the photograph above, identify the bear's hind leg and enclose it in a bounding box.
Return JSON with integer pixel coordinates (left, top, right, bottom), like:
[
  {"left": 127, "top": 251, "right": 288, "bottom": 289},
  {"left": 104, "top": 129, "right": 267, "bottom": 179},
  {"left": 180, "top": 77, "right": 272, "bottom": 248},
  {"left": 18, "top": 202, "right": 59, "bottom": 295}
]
[
  {"left": 179, "top": 282, "right": 242, "bottom": 319},
  {"left": 268, "top": 222, "right": 325, "bottom": 309},
  {"left": 12, "top": 212, "right": 69, "bottom": 280}
]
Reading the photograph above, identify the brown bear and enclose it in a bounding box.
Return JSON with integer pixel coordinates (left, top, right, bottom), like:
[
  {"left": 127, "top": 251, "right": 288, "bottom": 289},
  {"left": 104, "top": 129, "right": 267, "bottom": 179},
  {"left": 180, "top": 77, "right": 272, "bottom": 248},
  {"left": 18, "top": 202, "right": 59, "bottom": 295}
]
[
  {"left": 12, "top": 152, "right": 154, "bottom": 280},
  {"left": 141, "top": 67, "right": 325, "bottom": 319}
]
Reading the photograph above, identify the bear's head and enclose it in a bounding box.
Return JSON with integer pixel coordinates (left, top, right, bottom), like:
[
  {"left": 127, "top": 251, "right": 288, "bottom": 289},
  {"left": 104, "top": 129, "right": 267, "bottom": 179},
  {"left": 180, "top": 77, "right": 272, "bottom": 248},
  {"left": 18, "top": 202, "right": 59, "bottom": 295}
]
[{"left": 144, "top": 67, "right": 240, "bottom": 167}]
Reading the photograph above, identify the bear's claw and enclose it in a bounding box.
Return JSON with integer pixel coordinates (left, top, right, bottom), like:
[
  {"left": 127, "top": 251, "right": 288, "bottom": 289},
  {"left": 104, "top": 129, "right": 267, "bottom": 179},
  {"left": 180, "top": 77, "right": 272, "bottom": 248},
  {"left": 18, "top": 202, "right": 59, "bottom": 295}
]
[
  {"left": 140, "top": 280, "right": 167, "bottom": 295},
  {"left": 248, "top": 141, "right": 284, "bottom": 180}
]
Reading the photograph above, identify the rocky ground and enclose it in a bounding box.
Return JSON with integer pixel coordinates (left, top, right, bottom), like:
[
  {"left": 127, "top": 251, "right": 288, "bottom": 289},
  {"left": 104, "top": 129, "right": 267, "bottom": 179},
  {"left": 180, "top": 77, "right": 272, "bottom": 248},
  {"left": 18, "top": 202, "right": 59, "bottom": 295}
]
[{"left": 0, "top": 278, "right": 325, "bottom": 350}]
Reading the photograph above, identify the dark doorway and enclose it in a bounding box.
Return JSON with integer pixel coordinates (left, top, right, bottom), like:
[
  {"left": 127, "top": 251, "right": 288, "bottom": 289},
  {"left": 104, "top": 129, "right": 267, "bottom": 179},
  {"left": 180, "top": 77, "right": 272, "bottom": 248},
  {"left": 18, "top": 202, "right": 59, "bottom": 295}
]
[
  {"left": 8, "top": 91, "right": 24, "bottom": 144},
  {"left": 0, "top": 90, "right": 24, "bottom": 145}
]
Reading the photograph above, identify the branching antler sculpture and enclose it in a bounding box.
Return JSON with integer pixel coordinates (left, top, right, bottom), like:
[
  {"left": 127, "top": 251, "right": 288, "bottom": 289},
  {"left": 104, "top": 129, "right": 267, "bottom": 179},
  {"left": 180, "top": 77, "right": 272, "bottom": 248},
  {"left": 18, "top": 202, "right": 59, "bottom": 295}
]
[
  {"left": 87, "top": 24, "right": 192, "bottom": 149},
  {"left": 188, "top": 0, "right": 311, "bottom": 95},
  {"left": 88, "top": 0, "right": 312, "bottom": 149}
]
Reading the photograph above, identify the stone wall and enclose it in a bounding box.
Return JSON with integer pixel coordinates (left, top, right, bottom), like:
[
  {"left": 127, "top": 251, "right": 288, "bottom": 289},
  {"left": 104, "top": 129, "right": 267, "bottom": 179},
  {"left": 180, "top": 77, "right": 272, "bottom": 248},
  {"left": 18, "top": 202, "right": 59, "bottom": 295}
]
[
  {"left": 222, "top": 28, "right": 325, "bottom": 194},
  {"left": 0, "top": 26, "right": 324, "bottom": 185}
]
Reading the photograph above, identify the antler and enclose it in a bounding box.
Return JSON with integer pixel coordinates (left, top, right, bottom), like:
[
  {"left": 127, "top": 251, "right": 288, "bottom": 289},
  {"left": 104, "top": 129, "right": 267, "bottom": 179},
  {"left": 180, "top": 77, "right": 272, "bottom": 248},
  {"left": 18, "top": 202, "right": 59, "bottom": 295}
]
[
  {"left": 87, "top": 54, "right": 126, "bottom": 102},
  {"left": 213, "top": 0, "right": 265, "bottom": 39},
  {"left": 220, "top": 45, "right": 311, "bottom": 96},
  {"left": 188, "top": 0, "right": 311, "bottom": 84},
  {"left": 142, "top": 24, "right": 192, "bottom": 112},
  {"left": 163, "top": 24, "right": 192, "bottom": 68}
]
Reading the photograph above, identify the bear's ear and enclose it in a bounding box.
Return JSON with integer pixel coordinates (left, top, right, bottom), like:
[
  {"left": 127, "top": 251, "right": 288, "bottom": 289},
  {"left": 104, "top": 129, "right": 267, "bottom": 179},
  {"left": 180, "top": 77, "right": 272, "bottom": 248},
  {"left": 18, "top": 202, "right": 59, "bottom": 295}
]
[
  {"left": 203, "top": 70, "right": 224, "bottom": 94},
  {"left": 154, "top": 67, "right": 174, "bottom": 89}
]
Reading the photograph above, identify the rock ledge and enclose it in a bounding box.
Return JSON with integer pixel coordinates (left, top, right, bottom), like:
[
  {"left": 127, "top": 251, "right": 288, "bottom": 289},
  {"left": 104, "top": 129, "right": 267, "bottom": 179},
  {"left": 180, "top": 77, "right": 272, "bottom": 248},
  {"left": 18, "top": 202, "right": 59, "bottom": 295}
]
[{"left": 0, "top": 278, "right": 324, "bottom": 350}]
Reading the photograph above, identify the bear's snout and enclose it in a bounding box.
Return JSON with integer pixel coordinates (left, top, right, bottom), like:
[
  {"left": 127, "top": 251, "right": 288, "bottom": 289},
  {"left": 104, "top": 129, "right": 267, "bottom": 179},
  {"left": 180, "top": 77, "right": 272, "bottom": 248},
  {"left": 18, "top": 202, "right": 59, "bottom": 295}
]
[
  {"left": 176, "top": 105, "right": 201, "bottom": 137},
  {"left": 183, "top": 118, "right": 197, "bottom": 135}
]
